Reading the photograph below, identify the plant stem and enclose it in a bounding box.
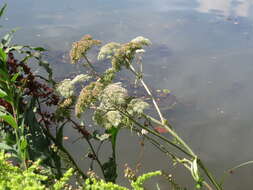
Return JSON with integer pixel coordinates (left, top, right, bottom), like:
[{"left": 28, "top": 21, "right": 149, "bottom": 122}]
[
  {"left": 198, "top": 160, "right": 222, "bottom": 190},
  {"left": 116, "top": 107, "right": 192, "bottom": 158},
  {"left": 132, "top": 128, "right": 179, "bottom": 160},
  {"left": 127, "top": 58, "right": 222, "bottom": 189},
  {"left": 45, "top": 129, "right": 87, "bottom": 179},
  {"left": 144, "top": 115, "right": 196, "bottom": 157},
  {"left": 36, "top": 99, "right": 87, "bottom": 179},
  {"left": 86, "top": 137, "right": 106, "bottom": 179},
  {"left": 128, "top": 63, "right": 165, "bottom": 124},
  {"left": 82, "top": 54, "right": 101, "bottom": 78},
  {"left": 68, "top": 118, "right": 106, "bottom": 179}
]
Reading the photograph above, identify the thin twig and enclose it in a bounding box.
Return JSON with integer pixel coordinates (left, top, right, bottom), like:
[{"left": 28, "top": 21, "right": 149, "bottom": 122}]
[{"left": 68, "top": 118, "right": 106, "bottom": 179}]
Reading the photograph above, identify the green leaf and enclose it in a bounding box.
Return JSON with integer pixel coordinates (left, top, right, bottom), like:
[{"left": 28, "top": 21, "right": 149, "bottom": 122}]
[
  {"left": 0, "top": 68, "right": 8, "bottom": 80},
  {"left": 1, "top": 29, "right": 16, "bottom": 48},
  {"left": 0, "top": 142, "right": 15, "bottom": 151},
  {"left": 107, "top": 127, "right": 119, "bottom": 151},
  {"left": 56, "top": 124, "right": 65, "bottom": 146},
  {"left": 23, "top": 97, "right": 59, "bottom": 169},
  {"left": 102, "top": 157, "right": 117, "bottom": 182},
  {"left": 5, "top": 45, "right": 24, "bottom": 53},
  {"left": 191, "top": 157, "right": 200, "bottom": 182},
  {"left": 0, "top": 4, "right": 7, "bottom": 18},
  {"left": 0, "top": 112, "right": 18, "bottom": 129},
  {"left": 38, "top": 60, "right": 54, "bottom": 84},
  {"left": 20, "top": 138, "right": 28, "bottom": 150},
  {"left": 0, "top": 105, "right": 6, "bottom": 111},
  {"left": 32, "top": 47, "right": 47, "bottom": 52},
  {"left": 11, "top": 72, "right": 20, "bottom": 82},
  {"left": 0, "top": 88, "right": 7, "bottom": 98},
  {"left": 0, "top": 47, "right": 7, "bottom": 62}
]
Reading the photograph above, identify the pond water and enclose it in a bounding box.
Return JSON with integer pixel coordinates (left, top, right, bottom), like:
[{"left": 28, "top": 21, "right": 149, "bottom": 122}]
[{"left": 2, "top": 0, "right": 253, "bottom": 189}]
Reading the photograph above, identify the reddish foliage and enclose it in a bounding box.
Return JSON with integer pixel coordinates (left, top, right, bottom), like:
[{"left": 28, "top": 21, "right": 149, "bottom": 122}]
[
  {"left": 154, "top": 126, "right": 169, "bottom": 134},
  {"left": 0, "top": 52, "right": 59, "bottom": 128}
]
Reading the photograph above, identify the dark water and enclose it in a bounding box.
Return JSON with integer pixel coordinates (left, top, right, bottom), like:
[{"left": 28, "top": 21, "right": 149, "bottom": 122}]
[{"left": 2, "top": 0, "right": 253, "bottom": 189}]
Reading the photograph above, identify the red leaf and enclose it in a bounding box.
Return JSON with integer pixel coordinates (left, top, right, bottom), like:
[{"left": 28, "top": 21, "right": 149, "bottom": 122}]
[{"left": 154, "top": 126, "right": 168, "bottom": 133}]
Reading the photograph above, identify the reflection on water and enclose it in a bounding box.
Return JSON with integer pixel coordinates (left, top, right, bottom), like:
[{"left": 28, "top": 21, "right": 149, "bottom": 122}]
[
  {"left": 197, "top": 0, "right": 253, "bottom": 17},
  {"left": 3, "top": 0, "right": 253, "bottom": 189}
]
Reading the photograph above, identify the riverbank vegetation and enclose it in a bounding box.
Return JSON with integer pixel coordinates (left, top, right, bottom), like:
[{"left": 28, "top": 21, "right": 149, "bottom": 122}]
[{"left": 0, "top": 4, "right": 248, "bottom": 190}]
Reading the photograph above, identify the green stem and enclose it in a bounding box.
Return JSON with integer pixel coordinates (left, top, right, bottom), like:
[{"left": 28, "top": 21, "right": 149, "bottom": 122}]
[
  {"left": 110, "top": 128, "right": 119, "bottom": 165},
  {"left": 127, "top": 59, "right": 222, "bottom": 189},
  {"left": 198, "top": 160, "right": 222, "bottom": 190},
  {"left": 132, "top": 128, "right": 179, "bottom": 160},
  {"left": 44, "top": 128, "right": 87, "bottom": 179},
  {"left": 144, "top": 114, "right": 196, "bottom": 157},
  {"left": 117, "top": 108, "right": 192, "bottom": 158},
  {"left": 86, "top": 137, "right": 107, "bottom": 179}
]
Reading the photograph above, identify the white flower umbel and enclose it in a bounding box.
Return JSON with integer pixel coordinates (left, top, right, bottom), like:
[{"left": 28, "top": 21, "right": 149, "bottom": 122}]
[
  {"left": 131, "top": 36, "right": 151, "bottom": 46},
  {"left": 56, "top": 74, "right": 90, "bottom": 98},
  {"left": 127, "top": 98, "right": 149, "bottom": 115},
  {"left": 97, "top": 42, "right": 121, "bottom": 60},
  {"left": 105, "top": 111, "right": 122, "bottom": 128},
  {"left": 100, "top": 82, "right": 128, "bottom": 109},
  {"left": 135, "top": 49, "right": 146, "bottom": 54},
  {"left": 72, "top": 74, "right": 91, "bottom": 84}
]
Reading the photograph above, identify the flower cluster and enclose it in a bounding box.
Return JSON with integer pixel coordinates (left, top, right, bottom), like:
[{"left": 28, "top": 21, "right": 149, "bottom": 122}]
[
  {"left": 127, "top": 98, "right": 149, "bottom": 116},
  {"left": 93, "top": 83, "right": 149, "bottom": 129},
  {"left": 84, "top": 178, "right": 128, "bottom": 190},
  {"left": 83, "top": 170, "right": 161, "bottom": 190},
  {"left": 97, "top": 42, "right": 121, "bottom": 60},
  {"left": 104, "top": 111, "right": 122, "bottom": 128},
  {"left": 131, "top": 171, "right": 161, "bottom": 190},
  {"left": 100, "top": 68, "right": 117, "bottom": 85},
  {"left": 56, "top": 74, "right": 90, "bottom": 98},
  {"left": 130, "top": 36, "right": 151, "bottom": 46},
  {"left": 93, "top": 83, "right": 128, "bottom": 129},
  {"left": 97, "top": 36, "right": 151, "bottom": 71},
  {"left": 100, "top": 82, "right": 128, "bottom": 108},
  {"left": 75, "top": 81, "right": 103, "bottom": 117},
  {"left": 69, "top": 35, "right": 101, "bottom": 64},
  {"left": 0, "top": 151, "right": 73, "bottom": 190},
  {"left": 58, "top": 97, "right": 74, "bottom": 109}
]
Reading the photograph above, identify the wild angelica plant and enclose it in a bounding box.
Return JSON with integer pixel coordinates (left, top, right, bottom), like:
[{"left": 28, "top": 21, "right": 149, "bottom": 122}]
[
  {"left": 1, "top": 4, "right": 248, "bottom": 189},
  {"left": 54, "top": 34, "right": 223, "bottom": 189}
]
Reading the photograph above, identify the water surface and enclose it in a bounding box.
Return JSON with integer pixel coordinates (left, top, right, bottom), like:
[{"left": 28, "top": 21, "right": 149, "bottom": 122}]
[{"left": 2, "top": 0, "right": 253, "bottom": 189}]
